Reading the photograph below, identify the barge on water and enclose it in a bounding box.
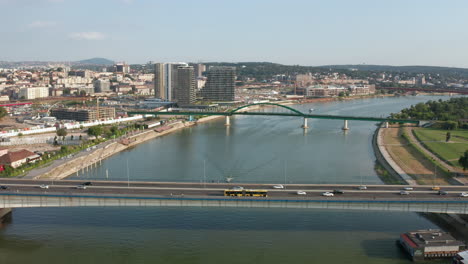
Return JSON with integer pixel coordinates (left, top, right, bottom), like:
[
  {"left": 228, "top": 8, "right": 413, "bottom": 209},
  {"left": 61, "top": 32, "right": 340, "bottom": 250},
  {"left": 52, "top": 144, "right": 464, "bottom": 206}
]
[{"left": 398, "top": 229, "right": 465, "bottom": 262}]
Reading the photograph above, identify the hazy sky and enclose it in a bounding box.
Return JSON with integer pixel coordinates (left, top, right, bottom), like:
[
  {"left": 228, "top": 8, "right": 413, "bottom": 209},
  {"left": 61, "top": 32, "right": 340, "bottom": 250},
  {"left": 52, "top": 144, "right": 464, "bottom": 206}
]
[{"left": 1, "top": 0, "right": 467, "bottom": 67}]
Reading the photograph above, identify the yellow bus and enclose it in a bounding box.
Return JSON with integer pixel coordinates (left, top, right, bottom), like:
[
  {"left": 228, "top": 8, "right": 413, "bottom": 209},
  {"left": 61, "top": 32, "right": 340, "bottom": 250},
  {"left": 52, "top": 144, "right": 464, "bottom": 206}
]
[{"left": 224, "top": 189, "right": 268, "bottom": 197}]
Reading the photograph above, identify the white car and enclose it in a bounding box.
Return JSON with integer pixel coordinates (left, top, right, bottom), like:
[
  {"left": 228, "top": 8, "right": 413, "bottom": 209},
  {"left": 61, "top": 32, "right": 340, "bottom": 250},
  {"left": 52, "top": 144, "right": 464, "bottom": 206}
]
[
  {"left": 273, "top": 185, "right": 284, "bottom": 189},
  {"left": 460, "top": 192, "right": 468, "bottom": 197},
  {"left": 231, "top": 186, "right": 244, "bottom": 191},
  {"left": 76, "top": 185, "right": 87, "bottom": 190},
  {"left": 403, "top": 187, "right": 414, "bottom": 191},
  {"left": 400, "top": 191, "right": 410, "bottom": 195},
  {"left": 322, "top": 192, "right": 334, "bottom": 197},
  {"left": 297, "top": 191, "right": 307, "bottom": 195},
  {"left": 39, "top": 184, "right": 49, "bottom": 189},
  {"left": 358, "top": 186, "right": 367, "bottom": 190}
]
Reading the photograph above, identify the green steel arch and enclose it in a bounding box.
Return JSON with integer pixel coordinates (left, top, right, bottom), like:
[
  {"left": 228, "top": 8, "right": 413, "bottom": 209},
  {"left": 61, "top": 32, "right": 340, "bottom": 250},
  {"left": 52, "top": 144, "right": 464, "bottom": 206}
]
[{"left": 230, "top": 103, "right": 305, "bottom": 116}]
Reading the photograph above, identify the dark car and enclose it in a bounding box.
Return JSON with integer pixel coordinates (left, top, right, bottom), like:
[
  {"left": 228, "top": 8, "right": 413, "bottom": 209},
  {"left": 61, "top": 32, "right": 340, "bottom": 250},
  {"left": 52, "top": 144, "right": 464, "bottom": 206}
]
[
  {"left": 333, "top": 190, "right": 345, "bottom": 194},
  {"left": 83, "top": 182, "right": 93, "bottom": 186},
  {"left": 438, "top": 191, "right": 448, "bottom": 195},
  {"left": 0, "top": 186, "right": 8, "bottom": 190}
]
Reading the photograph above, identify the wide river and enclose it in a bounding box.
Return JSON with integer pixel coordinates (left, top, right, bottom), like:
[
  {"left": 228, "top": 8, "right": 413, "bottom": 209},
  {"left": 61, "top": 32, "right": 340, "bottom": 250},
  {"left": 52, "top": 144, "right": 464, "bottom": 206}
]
[{"left": 1, "top": 95, "right": 459, "bottom": 264}]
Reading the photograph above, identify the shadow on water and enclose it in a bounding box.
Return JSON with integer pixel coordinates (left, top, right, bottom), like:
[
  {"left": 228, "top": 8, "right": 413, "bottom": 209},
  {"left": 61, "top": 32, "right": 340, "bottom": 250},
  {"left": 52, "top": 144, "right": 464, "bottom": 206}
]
[{"left": 9, "top": 207, "right": 437, "bottom": 233}]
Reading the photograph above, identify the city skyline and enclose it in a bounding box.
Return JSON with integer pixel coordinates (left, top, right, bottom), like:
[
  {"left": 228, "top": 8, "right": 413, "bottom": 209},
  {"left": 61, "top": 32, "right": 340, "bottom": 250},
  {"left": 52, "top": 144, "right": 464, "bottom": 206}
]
[{"left": 1, "top": 0, "right": 468, "bottom": 68}]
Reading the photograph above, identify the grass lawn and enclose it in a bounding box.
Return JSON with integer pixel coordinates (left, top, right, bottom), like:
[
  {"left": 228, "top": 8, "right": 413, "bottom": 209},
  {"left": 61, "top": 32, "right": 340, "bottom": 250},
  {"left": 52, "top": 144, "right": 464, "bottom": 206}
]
[{"left": 413, "top": 128, "right": 468, "bottom": 167}]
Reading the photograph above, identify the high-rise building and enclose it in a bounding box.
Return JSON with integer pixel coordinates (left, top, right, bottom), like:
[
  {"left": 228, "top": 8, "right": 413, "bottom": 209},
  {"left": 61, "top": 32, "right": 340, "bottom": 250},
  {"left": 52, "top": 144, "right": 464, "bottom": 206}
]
[
  {"left": 115, "top": 62, "right": 130, "bottom": 74},
  {"left": 153, "top": 62, "right": 188, "bottom": 101},
  {"left": 193, "top": 64, "right": 206, "bottom": 78},
  {"left": 201, "top": 66, "right": 236, "bottom": 101},
  {"left": 175, "top": 66, "right": 196, "bottom": 105},
  {"left": 94, "top": 79, "right": 111, "bottom": 93}
]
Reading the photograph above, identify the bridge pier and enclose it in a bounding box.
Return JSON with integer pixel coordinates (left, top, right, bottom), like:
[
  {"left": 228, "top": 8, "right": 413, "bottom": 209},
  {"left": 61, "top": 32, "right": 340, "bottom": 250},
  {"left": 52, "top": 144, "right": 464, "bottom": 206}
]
[
  {"left": 301, "top": 118, "right": 308, "bottom": 129},
  {"left": 384, "top": 122, "right": 389, "bottom": 128},
  {"left": 225, "top": 116, "right": 231, "bottom": 126},
  {"left": 342, "top": 120, "right": 349, "bottom": 130},
  {"left": 0, "top": 208, "right": 11, "bottom": 223}
]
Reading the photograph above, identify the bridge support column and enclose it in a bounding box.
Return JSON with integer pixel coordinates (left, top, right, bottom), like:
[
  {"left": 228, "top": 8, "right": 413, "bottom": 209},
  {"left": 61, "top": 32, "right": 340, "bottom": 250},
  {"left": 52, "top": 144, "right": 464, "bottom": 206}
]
[
  {"left": 0, "top": 208, "right": 11, "bottom": 223},
  {"left": 342, "top": 120, "right": 349, "bottom": 130},
  {"left": 301, "top": 118, "right": 308, "bottom": 129},
  {"left": 384, "top": 122, "right": 389, "bottom": 128},
  {"left": 225, "top": 116, "right": 231, "bottom": 126}
]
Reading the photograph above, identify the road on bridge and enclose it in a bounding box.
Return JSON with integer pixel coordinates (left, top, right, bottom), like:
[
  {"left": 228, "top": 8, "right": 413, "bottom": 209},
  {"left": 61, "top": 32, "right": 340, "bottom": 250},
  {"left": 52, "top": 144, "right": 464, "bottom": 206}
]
[{"left": 1, "top": 179, "right": 468, "bottom": 201}]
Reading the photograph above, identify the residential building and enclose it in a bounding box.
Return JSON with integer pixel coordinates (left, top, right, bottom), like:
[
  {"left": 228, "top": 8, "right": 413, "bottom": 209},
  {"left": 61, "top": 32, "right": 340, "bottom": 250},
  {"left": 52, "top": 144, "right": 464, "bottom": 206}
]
[
  {"left": 18, "top": 87, "right": 49, "bottom": 99},
  {"left": 94, "top": 79, "right": 111, "bottom": 93},
  {"left": 153, "top": 62, "right": 188, "bottom": 101},
  {"left": 201, "top": 66, "right": 236, "bottom": 101},
  {"left": 0, "top": 149, "right": 41, "bottom": 168},
  {"left": 115, "top": 62, "right": 130, "bottom": 74},
  {"left": 175, "top": 66, "right": 196, "bottom": 105}
]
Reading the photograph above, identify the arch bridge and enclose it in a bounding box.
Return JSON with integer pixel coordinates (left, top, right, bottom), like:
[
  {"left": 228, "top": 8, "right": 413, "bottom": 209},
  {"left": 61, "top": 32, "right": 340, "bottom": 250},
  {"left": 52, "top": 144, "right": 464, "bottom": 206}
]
[{"left": 128, "top": 102, "right": 419, "bottom": 130}]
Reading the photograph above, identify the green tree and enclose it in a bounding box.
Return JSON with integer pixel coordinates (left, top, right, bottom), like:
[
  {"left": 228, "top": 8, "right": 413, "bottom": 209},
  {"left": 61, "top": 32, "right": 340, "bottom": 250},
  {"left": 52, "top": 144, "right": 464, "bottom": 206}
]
[
  {"left": 56, "top": 128, "right": 68, "bottom": 137},
  {"left": 459, "top": 150, "right": 468, "bottom": 171},
  {"left": 0, "top": 107, "right": 7, "bottom": 120},
  {"left": 446, "top": 132, "right": 451, "bottom": 142},
  {"left": 87, "top": 126, "right": 103, "bottom": 137}
]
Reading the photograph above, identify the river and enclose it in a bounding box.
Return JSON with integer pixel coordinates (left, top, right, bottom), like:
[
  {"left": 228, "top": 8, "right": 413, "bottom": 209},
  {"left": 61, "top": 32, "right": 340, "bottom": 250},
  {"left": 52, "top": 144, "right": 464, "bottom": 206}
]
[{"left": 0, "top": 95, "right": 459, "bottom": 264}]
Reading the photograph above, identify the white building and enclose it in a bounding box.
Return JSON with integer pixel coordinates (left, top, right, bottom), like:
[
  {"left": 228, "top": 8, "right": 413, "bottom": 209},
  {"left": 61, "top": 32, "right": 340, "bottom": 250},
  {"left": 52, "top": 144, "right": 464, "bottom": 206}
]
[{"left": 18, "top": 87, "right": 49, "bottom": 99}]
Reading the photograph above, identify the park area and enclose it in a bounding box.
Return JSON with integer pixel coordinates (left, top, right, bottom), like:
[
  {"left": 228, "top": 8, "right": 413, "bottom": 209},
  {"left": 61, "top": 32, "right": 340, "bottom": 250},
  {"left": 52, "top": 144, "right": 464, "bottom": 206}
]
[{"left": 413, "top": 128, "right": 468, "bottom": 168}]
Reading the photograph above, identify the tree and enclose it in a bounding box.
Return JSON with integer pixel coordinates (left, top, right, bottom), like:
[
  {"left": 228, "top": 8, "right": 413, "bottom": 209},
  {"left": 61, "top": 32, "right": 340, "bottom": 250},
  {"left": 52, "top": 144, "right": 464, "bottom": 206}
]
[
  {"left": 79, "top": 90, "right": 87, "bottom": 96},
  {"left": 87, "top": 126, "right": 103, "bottom": 137},
  {"left": 56, "top": 128, "right": 68, "bottom": 137},
  {"left": 446, "top": 132, "right": 451, "bottom": 142},
  {"left": 459, "top": 150, "right": 468, "bottom": 171},
  {"left": 0, "top": 107, "right": 7, "bottom": 120}
]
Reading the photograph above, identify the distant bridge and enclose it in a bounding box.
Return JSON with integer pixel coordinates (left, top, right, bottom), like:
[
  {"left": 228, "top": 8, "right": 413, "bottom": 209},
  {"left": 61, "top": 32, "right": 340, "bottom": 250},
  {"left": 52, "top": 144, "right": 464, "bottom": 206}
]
[
  {"left": 128, "top": 102, "right": 419, "bottom": 129},
  {"left": 377, "top": 87, "right": 468, "bottom": 95}
]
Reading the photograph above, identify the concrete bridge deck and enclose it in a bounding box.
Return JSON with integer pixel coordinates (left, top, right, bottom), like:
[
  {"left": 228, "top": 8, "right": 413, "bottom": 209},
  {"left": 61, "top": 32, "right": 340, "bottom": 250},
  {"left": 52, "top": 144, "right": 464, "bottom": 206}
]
[{"left": 1, "top": 179, "right": 468, "bottom": 213}]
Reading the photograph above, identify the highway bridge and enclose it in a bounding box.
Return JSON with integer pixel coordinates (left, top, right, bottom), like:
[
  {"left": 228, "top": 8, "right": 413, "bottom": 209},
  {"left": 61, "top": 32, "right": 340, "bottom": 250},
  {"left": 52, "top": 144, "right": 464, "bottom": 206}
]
[
  {"left": 1, "top": 179, "right": 468, "bottom": 214},
  {"left": 376, "top": 87, "right": 468, "bottom": 95},
  {"left": 128, "top": 103, "right": 419, "bottom": 130}
]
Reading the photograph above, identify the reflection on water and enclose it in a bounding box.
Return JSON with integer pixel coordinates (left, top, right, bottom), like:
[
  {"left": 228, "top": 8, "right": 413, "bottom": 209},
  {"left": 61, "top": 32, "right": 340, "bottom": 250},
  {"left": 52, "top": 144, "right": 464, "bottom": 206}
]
[{"left": 1, "top": 95, "right": 460, "bottom": 264}]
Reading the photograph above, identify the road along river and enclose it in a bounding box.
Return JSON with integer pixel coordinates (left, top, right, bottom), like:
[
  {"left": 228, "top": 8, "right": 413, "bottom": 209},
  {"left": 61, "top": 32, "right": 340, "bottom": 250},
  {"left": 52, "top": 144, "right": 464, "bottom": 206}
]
[{"left": 0, "top": 95, "right": 459, "bottom": 264}]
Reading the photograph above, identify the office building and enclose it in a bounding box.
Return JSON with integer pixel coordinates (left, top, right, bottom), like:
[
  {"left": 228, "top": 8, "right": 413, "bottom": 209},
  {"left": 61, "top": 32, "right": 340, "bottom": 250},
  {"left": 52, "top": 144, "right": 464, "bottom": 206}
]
[
  {"left": 201, "top": 66, "right": 236, "bottom": 101},
  {"left": 51, "top": 107, "right": 116, "bottom": 121}
]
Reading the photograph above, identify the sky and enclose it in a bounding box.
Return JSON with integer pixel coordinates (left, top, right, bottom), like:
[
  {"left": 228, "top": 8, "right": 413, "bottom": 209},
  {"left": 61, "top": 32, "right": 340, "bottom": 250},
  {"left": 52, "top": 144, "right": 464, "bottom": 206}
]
[{"left": 1, "top": 0, "right": 468, "bottom": 67}]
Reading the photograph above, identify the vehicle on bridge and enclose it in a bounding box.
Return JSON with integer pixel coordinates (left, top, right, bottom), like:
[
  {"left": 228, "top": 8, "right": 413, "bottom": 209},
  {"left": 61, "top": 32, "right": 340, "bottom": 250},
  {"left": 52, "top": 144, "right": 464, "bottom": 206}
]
[
  {"left": 296, "top": 191, "right": 307, "bottom": 195},
  {"left": 322, "top": 192, "right": 334, "bottom": 197},
  {"left": 461, "top": 192, "right": 468, "bottom": 197},
  {"left": 39, "top": 184, "right": 49, "bottom": 189},
  {"left": 224, "top": 189, "right": 268, "bottom": 197},
  {"left": 400, "top": 191, "right": 410, "bottom": 195},
  {"left": 272, "top": 185, "right": 284, "bottom": 189}
]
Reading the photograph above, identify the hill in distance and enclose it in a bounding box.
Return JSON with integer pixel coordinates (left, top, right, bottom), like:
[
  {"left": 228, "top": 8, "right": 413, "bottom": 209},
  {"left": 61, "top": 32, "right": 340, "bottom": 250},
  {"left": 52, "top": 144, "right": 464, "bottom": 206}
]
[{"left": 76, "top": 58, "right": 114, "bottom": 65}]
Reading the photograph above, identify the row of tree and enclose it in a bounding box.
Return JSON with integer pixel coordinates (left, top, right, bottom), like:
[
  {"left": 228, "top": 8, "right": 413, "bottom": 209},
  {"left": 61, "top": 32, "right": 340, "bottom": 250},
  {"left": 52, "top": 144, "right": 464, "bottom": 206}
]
[{"left": 390, "top": 98, "right": 468, "bottom": 125}]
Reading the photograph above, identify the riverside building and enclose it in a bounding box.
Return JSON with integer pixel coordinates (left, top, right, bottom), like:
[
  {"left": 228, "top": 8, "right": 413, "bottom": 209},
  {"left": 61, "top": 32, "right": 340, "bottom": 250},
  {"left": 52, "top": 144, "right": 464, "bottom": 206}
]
[
  {"left": 399, "top": 229, "right": 465, "bottom": 261},
  {"left": 51, "top": 107, "right": 116, "bottom": 121},
  {"left": 201, "top": 66, "right": 236, "bottom": 101}
]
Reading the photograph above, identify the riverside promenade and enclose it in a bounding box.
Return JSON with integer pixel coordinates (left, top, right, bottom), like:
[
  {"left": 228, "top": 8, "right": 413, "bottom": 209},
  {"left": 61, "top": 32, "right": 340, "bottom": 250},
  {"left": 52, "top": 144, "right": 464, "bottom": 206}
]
[{"left": 24, "top": 120, "right": 204, "bottom": 180}]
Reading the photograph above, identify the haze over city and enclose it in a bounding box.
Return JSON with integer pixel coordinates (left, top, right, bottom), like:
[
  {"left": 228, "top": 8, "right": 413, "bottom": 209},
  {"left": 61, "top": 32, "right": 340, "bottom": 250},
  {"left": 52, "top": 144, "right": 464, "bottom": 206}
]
[{"left": 1, "top": 0, "right": 468, "bottom": 67}]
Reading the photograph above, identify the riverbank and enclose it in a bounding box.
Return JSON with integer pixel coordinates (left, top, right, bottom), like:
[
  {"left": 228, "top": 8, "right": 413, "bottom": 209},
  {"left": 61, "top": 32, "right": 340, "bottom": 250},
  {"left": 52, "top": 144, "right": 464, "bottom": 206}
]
[
  {"left": 30, "top": 121, "right": 197, "bottom": 180},
  {"left": 24, "top": 94, "right": 414, "bottom": 180},
  {"left": 375, "top": 124, "right": 468, "bottom": 241}
]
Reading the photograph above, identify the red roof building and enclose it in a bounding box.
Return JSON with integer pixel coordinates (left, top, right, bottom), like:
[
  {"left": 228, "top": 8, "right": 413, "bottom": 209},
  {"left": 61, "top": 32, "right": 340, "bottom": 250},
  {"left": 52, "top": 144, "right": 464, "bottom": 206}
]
[{"left": 0, "top": 149, "right": 40, "bottom": 168}]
